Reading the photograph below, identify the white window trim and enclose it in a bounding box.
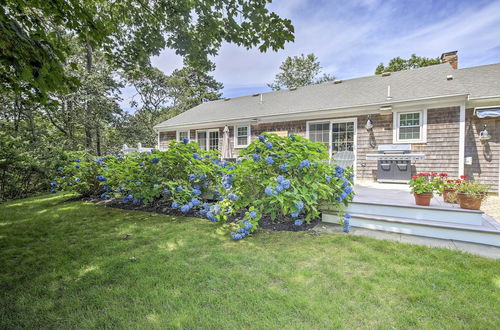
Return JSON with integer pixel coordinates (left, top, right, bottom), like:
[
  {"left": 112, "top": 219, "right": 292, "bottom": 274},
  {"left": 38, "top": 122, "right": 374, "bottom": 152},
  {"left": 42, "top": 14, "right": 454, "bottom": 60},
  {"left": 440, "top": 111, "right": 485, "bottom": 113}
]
[
  {"left": 393, "top": 109, "right": 427, "bottom": 144},
  {"left": 195, "top": 129, "right": 220, "bottom": 150},
  {"left": 234, "top": 124, "right": 251, "bottom": 148},
  {"left": 176, "top": 130, "right": 190, "bottom": 142}
]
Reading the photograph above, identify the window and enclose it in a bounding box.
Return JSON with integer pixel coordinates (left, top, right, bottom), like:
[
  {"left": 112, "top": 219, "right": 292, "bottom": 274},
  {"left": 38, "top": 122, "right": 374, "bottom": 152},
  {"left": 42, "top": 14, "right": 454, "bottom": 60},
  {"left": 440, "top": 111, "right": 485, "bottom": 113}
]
[
  {"left": 234, "top": 125, "right": 250, "bottom": 147},
  {"left": 196, "top": 131, "right": 207, "bottom": 150},
  {"left": 308, "top": 122, "right": 330, "bottom": 147},
  {"left": 177, "top": 130, "right": 189, "bottom": 142},
  {"left": 332, "top": 121, "right": 354, "bottom": 152},
  {"left": 209, "top": 131, "right": 219, "bottom": 150},
  {"left": 394, "top": 110, "right": 427, "bottom": 143},
  {"left": 196, "top": 129, "right": 219, "bottom": 150}
]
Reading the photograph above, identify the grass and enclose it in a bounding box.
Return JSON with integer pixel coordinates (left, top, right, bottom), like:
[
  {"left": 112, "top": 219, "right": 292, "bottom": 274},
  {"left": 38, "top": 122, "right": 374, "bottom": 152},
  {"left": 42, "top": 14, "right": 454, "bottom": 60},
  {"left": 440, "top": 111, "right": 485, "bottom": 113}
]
[{"left": 1, "top": 194, "right": 499, "bottom": 329}]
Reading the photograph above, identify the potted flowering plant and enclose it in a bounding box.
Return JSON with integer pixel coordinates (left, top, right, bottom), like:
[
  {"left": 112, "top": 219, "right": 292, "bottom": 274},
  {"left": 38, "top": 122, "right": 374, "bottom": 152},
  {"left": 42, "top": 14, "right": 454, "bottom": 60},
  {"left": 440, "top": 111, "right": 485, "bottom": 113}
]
[
  {"left": 408, "top": 173, "right": 435, "bottom": 206},
  {"left": 433, "top": 173, "right": 466, "bottom": 203},
  {"left": 457, "top": 180, "right": 488, "bottom": 210}
]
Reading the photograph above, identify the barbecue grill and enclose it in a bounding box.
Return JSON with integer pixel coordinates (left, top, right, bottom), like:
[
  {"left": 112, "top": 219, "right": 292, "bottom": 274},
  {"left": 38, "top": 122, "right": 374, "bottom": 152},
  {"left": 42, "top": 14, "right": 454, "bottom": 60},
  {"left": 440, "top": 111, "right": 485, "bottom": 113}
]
[{"left": 366, "top": 144, "right": 425, "bottom": 183}]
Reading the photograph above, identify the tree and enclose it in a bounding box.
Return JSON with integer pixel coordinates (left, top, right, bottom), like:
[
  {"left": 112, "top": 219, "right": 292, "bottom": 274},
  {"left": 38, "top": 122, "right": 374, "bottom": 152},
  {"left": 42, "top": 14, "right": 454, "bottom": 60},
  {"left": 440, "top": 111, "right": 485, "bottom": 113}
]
[
  {"left": 268, "top": 53, "right": 334, "bottom": 91},
  {"left": 375, "top": 54, "right": 441, "bottom": 74},
  {"left": 1, "top": 0, "right": 294, "bottom": 99},
  {"left": 122, "top": 65, "right": 223, "bottom": 145}
]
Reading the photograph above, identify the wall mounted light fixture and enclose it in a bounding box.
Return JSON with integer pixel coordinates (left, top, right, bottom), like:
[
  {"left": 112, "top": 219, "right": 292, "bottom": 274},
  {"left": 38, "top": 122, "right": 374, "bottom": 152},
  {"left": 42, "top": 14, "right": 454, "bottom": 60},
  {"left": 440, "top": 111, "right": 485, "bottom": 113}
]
[
  {"left": 479, "top": 124, "right": 491, "bottom": 142},
  {"left": 365, "top": 115, "right": 374, "bottom": 131}
]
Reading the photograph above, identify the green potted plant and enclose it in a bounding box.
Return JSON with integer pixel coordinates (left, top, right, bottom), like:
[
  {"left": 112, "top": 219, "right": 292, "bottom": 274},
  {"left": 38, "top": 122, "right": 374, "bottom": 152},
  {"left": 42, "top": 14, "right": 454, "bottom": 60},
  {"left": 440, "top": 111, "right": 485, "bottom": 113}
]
[
  {"left": 435, "top": 174, "right": 467, "bottom": 203},
  {"left": 408, "top": 173, "right": 435, "bottom": 206},
  {"left": 456, "top": 180, "right": 488, "bottom": 210}
]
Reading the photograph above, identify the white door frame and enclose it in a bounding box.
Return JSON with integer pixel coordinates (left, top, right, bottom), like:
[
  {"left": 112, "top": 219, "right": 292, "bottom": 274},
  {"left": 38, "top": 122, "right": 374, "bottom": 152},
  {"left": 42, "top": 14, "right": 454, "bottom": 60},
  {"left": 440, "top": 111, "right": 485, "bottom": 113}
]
[{"left": 306, "top": 118, "right": 358, "bottom": 178}]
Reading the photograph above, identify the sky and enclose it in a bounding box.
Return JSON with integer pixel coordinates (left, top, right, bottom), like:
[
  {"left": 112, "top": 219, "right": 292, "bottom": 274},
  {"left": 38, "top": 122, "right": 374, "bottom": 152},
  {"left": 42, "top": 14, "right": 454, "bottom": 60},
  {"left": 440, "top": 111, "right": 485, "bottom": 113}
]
[{"left": 121, "top": 0, "right": 500, "bottom": 111}]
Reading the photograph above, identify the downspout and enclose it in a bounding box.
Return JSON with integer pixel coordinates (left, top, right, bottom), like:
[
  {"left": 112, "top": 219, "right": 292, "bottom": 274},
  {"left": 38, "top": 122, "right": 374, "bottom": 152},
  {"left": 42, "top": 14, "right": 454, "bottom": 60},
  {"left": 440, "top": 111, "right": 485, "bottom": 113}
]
[{"left": 459, "top": 103, "right": 466, "bottom": 177}]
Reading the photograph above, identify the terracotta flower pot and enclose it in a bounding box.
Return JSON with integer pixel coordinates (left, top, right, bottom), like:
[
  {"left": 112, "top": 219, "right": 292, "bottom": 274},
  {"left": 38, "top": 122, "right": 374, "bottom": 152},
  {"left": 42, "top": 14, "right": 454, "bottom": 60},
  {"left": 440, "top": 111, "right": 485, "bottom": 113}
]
[
  {"left": 457, "top": 193, "right": 484, "bottom": 210},
  {"left": 443, "top": 189, "right": 458, "bottom": 203},
  {"left": 414, "top": 193, "right": 433, "bottom": 206}
]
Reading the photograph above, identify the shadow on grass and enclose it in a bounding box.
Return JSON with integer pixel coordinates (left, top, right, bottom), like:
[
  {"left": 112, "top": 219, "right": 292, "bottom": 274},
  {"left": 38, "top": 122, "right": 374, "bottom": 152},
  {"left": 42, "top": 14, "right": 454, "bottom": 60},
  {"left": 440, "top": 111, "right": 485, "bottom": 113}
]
[{"left": 0, "top": 193, "right": 499, "bottom": 329}]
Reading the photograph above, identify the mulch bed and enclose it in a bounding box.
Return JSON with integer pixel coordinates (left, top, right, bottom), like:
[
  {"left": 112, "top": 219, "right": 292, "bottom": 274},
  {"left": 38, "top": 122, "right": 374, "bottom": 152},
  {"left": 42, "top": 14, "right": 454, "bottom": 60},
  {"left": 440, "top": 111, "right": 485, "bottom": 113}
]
[{"left": 80, "top": 196, "right": 319, "bottom": 232}]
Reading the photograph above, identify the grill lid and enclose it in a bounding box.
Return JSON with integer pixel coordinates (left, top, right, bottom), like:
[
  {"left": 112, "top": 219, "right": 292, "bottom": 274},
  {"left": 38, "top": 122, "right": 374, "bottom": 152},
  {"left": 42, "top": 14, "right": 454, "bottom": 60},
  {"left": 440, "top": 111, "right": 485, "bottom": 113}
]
[{"left": 378, "top": 144, "right": 411, "bottom": 154}]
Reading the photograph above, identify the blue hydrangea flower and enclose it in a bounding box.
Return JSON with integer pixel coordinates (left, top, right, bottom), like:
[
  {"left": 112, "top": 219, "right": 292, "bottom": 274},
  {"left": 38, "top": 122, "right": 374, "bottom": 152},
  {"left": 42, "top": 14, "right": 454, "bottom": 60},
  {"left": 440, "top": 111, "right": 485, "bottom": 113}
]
[
  {"left": 75, "top": 178, "right": 80, "bottom": 182},
  {"left": 50, "top": 182, "right": 57, "bottom": 187},
  {"left": 192, "top": 188, "right": 202, "bottom": 195},
  {"left": 343, "top": 214, "right": 351, "bottom": 233},
  {"left": 325, "top": 175, "right": 331, "bottom": 183},
  {"left": 275, "top": 185, "right": 284, "bottom": 193},
  {"left": 291, "top": 211, "right": 299, "bottom": 218},
  {"left": 244, "top": 221, "right": 253, "bottom": 230},
  {"left": 295, "top": 201, "right": 304, "bottom": 211},
  {"left": 199, "top": 209, "right": 207, "bottom": 216},
  {"left": 294, "top": 219, "right": 303, "bottom": 226},
  {"left": 250, "top": 211, "right": 257, "bottom": 218},
  {"left": 211, "top": 205, "right": 221, "bottom": 215},
  {"left": 182, "top": 138, "right": 189, "bottom": 144},
  {"left": 258, "top": 135, "right": 265, "bottom": 142},
  {"left": 252, "top": 154, "right": 260, "bottom": 162},
  {"left": 276, "top": 175, "right": 284, "bottom": 184},
  {"left": 228, "top": 193, "right": 238, "bottom": 201},
  {"left": 176, "top": 186, "right": 183, "bottom": 191},
  {"left": 133, "top": 199, "right": 140, "bottom": 204},
  {"left": 340, "top": 192, "right": 347, "bottom": 199},
  {"left": 75, "top": 164, "right": 80, "bottom": 169},
  {"left": 299, "top": 159, "right": 310, "bottom": 167},
  {"left": 289, "top": 134, "right": 296, "bottom": 141},
  {"left": 188, "top": 174, "right": 196, "bottom": 182},
  {"left": 75, "top": 159, "right": 80, "bottom": 163},
  {"left": 281, "top": 179, "right": 291, "bottom": 189},
  {"left": 265, "top": 187, "right": 273, "bottom": 196},
  {"left": 153, "top": 184, "right": 159, "bottom": 188},
  {"left": 191, "top": 198, "right": 200, "bottom": 206},
  {"left": 57, "top": 167, "right": 62, "bottom": 172},
  {"left": 265, "top": 142, "right": 273, "bottom": 149},
  {"left": 193, "top": 153, "right": 202, "bottom": 160},
  {"left": 265, "top": 156, "right": 274, "bottom": 165},
  {"left": 279, "top": 164, "right": 288, "bottom": 172},
  {"left": 344, "top": 186, "right": 353, "bottom": 195},
  {"left": 231, "top": 232, "right": 244, "bottom": 240},
  {"left": 172, "top": 202, "right": 180, "bottom": 209},
  {"left": 68, "top": 182, "right": 73, "bottom": 186},
  {"left": 193, "top": 184, "right": 201, "bottom": 190},
  {"left": 163, "top": 188, "right": 170, "bottom": 195},
  {"left": 135, "top": 181, "right": 142, "bottom": 185},
  {"left": 51, "top": 189, "right": 56, "bottom": 193},
  {"left": 255, "top": 147, "right": 261, "bottom": 153},
  {"left": 181, "top": 204, "right": 190, "bottom": 213},
  {"left": 207, "top": 211, "right": 217, "bottom": 222},
  {"left": 152, "top": 157, "right": 160, "bottom": 164},
  {"left": 237, "top": 228, "right": 245, "bottom": 233}
]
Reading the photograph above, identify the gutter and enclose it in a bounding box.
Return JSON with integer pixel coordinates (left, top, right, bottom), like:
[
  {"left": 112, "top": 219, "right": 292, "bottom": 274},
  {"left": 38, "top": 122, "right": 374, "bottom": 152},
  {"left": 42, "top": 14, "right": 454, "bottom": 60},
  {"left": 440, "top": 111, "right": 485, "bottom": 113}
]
[{"left": 154, "top": 93, "right": 469, "bottom": 131}]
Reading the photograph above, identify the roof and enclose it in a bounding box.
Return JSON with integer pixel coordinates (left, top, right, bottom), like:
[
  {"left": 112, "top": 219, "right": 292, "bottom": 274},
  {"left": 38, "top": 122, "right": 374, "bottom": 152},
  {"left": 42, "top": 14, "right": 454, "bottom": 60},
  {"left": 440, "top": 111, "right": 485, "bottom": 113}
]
[{"left": 155, "top": 62, "right": 500, "bottom": 129}]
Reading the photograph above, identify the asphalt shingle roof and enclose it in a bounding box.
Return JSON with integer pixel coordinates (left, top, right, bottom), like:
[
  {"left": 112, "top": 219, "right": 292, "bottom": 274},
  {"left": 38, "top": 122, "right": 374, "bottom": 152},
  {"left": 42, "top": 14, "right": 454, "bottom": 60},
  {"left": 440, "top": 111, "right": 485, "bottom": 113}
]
[{"left": 155, "top": 62, "right": 500, "bottom": 129}]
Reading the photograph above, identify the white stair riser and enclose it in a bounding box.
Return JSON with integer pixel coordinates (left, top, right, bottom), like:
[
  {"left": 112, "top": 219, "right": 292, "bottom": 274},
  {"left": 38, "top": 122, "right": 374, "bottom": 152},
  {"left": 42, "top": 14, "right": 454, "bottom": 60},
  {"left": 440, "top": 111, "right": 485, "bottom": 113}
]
[
  {"left": 323, "top": 213, "right": 500, "bottom": 247},
  {"left": 347, "top": 203, "right": 483, "bottom": 226}
]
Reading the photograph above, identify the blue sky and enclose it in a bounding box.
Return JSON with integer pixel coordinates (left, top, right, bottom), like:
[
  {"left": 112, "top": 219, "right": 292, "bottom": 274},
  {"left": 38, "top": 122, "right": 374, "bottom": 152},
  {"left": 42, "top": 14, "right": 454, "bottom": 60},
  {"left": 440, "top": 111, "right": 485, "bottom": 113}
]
[{"left": 121, "top": 0, "right": 500, "bottom": 111}]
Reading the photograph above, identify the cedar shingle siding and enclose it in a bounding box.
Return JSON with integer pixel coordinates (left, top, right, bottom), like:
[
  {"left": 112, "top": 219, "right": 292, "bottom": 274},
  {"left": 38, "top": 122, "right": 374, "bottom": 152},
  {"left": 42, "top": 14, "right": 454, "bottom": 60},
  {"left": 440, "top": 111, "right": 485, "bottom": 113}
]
[
  {"left": 158, "top": 106, "right": 499, "bottom": 192},
  {"left": 465, "top": 109, "right": 500, "bottom": 192}
]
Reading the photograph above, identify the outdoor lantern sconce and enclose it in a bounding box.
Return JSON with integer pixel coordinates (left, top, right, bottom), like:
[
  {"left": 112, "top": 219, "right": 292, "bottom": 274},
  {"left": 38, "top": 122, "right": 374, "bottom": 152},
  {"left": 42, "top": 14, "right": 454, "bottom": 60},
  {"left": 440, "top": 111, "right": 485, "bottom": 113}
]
[
  {"left": 365, "top": 115, "right": 374, "bottom": 131},
  {"left": 479, "top": 124, "right": 491, "bottom": 142}
]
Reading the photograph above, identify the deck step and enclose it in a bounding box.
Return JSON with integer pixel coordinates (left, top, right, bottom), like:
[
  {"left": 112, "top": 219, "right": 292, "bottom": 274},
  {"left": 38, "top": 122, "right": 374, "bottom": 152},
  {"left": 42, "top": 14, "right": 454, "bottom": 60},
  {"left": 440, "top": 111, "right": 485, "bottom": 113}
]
[
  {"left": 322, "top": 200, "right": 485, "bottom": 226},
  {"left": 322, "top": 211, "right": 500, "bottom": 247}
]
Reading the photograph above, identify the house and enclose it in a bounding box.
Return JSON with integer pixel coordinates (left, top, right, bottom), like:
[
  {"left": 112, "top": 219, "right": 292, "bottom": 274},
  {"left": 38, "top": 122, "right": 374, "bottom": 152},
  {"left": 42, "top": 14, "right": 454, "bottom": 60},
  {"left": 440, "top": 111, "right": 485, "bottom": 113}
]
[{"left": 154, "top": 51, "right": 500, "bottom": 193}]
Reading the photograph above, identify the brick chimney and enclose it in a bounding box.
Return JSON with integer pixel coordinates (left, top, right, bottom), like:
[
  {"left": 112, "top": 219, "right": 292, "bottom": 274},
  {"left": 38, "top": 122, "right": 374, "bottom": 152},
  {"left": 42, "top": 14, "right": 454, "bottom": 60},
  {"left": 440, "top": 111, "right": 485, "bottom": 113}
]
[{"left": 441, "top": 51, "right": 458, "bottom": 69}]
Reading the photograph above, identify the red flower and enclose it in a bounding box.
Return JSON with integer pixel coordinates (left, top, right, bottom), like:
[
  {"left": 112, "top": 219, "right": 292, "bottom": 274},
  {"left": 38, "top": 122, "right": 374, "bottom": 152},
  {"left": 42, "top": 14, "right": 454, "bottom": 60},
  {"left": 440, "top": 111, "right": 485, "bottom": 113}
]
[
  {"left": 431, "top": 172, "right": 437, "bottom": 176},
  {"left": 460, "top": 175, "right": 467, "bottom": 179},
  {"left": 411, "top": 176, "right": 417, "bottom": 179},
  {"left": 439, "top": 172, "right": 448, "bottom": 177}
]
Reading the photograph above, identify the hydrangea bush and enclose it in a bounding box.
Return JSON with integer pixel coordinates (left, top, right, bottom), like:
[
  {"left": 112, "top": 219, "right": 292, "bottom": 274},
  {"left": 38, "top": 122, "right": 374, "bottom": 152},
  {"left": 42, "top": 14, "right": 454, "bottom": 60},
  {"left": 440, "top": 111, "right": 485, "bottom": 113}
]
[{"left": 52, "top": 134, "right": 354, "bottom": 240}]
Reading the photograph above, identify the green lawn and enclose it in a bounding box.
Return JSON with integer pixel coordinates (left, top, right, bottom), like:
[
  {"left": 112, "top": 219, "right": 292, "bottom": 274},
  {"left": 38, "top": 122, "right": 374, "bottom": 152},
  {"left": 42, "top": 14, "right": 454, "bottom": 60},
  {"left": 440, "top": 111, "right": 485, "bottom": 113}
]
[{"left": 1, "top": 194, "right": 499, "bottom": 329}]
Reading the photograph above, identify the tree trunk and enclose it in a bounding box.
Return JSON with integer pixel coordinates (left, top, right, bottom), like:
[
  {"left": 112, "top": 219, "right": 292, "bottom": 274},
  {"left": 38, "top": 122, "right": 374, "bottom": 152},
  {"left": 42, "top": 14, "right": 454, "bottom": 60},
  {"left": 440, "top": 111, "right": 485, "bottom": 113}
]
[{"left": 85, "top": 42, "right": 95, "bottom": 152}]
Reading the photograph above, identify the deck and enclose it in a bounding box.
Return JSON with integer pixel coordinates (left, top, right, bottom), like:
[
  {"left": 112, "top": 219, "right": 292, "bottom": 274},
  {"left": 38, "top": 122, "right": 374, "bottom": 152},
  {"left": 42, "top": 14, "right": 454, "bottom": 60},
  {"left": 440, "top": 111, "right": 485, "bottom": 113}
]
[{"left": 322, "top": 182, "right": 500, "bottom": 246}]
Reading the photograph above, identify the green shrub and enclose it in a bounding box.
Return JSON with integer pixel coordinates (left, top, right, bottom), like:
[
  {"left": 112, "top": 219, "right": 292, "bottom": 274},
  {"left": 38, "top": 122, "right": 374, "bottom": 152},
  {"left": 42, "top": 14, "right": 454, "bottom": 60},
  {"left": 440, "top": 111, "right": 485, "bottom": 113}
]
[{"left": 53, "top": 134, "right": 355, "bottom": 240}]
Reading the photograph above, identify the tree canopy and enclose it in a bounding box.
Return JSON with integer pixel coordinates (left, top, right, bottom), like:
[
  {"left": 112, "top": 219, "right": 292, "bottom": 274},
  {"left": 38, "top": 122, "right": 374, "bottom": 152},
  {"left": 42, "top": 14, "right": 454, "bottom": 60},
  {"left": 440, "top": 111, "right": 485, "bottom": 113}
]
[
  {"left": 268, "top": 53, "right": 334, "bottom": 91},
  {"left": 375, "top": 54, "right": 441, "bottom": 74},
  {"left": 1, "top": 0, "right": 294, "bottom": 99}
]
